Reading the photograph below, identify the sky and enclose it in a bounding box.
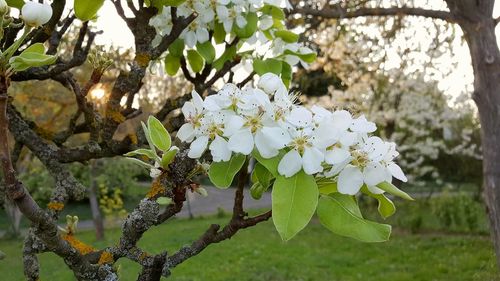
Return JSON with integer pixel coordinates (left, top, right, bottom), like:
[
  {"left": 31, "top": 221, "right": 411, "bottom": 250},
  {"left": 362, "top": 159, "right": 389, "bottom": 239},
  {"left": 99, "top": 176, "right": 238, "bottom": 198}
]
[{"left": 93, "top": 2, "right": 500, "bottom": 98}]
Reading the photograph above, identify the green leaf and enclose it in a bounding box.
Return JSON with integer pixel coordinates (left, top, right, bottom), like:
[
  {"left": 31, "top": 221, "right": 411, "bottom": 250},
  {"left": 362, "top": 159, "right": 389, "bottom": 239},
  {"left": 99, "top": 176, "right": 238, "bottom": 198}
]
[
  {"left": 162, "top": 0, "right": 186, "bottom": 6},
  {"left": 318, "top": 181, "right": 338, "bottom": 195},
  {"left": 164, "top": 53, "right": 181, "bottom": 76},
  {"left": 214, "top": 21, "right": 226, "bottom": 44},
  {"left": 124, "top": 149, "right": 159, "bottom": 161},
  {"left": 252, "top": 58, "right": 282, "bottom": 76},
  {"left": 22, "top": 43, "right": 45, "bottom": 54},
  {"left": 9, "top": 52, "right": 57, "bottom": 72},
  {"left": 187, "top": 49, "right": 204, "bottom": 73},
  {"left": 272, "top": 18, "right": 285, "bottom": 29},
  {"left": 6, "top": 0, "right": 24, "bottom": 9},
  {"left": 360, "top": 186, "right": 396, "bottom": 219},
  {"left": 161, "top": 148, "right": 178, "bottom": 168},
  {"left": 375, "top": 194, "right": 396, "bottom": 219},
  {"left": 317, "top": 194, "right": 392, "bottom": 242},
  {"left": 147, "top": 116, "right": 171, "bottom": 152},
  {"left": 281, "top": 62, "right": 292, "bottom": 88},
  {"left": 156, "top": 197, "right": 172, "bottom": 205},
  {"left": 252, "top": 150, "right": 285, "bottom": 177},
  {"left": 272, "top": 171, "right": 318, "bottom": 241},
  {"left": 376, "top": 181, "right": 414, "bottom": 201},
  {"left": 252, "top": 163, "right": 274, "bottom": 188},
  {"left": 196, "top": 41, "right": 216, "bottom": 64},
  {"left": 208, "top": 154, "right": 246, "bottom": 189},
  {"left": 283, "top": 49, "right": 317, "bottom": 64},
  {"left": 168, "top": 39, "right": 184, "bottom": 57},
  {"left": 126, "top": 157, "right": 154, "bottom": 169},
  {"left": 250, "top": 182, "right": 267, "bottom": 200},
  {"left": 274, "top": 30, "right": 299, "bottom": 43},
  {"left": 260, "top": 4, "right": 285, "bottom": 20},
  {"left": 233, "top": 12, "right": 258, "bottom": 39},
  {"left": 141, "top": 121, "right": 156, "bottom": 153},
  {"left": 74, "top": 0, "right": 105, "bottom": 21},
  {"left": 212, "top": 45, "right": 237, "bottom": 71}
]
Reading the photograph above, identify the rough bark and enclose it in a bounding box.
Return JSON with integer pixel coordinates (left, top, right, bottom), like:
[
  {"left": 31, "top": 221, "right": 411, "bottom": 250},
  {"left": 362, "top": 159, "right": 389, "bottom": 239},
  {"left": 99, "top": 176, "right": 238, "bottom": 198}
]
[{"left": 449, "top": 0, "right": 500, "bottom": 267}]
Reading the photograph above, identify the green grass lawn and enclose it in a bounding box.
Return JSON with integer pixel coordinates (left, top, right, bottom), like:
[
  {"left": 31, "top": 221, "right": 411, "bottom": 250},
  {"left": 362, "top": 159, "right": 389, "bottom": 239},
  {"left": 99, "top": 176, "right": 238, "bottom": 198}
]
[{"left": 0, "top": 215, "right": 498, "bottom": 281}]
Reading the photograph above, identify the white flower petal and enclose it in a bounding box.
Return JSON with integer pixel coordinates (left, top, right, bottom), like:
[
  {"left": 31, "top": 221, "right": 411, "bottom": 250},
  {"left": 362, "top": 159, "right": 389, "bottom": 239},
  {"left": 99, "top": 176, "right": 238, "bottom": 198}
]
[
  {"left": 196, "top": 28, "right": 209, "bottom": 43},
  {"left": 311, "top": 105, "right": 331, "bottom": 121},
  {"left": 188, "top": 136, "right": 209, "bottom": 158},
  {"left": 287, "top": 107, "right": 312, "bottom": 127},
  {"left": 181, "top": 101, "right": 196, "bottom": 118},
  {"left": 325, "top": 147, "right": 351, "bottom": 165},
  {"left": 261, "top": 126, "right": 291, "bottom": 149},
  {"left": 324, "top": 159, "right": 350, "bottom": 177},
  {"left": 278, "top": 149, "right": 302, "bottom": 177},
  {"left": 339, "top": 131, "right": 359, "bottom": 147},
  {"left": 302, "top": 147, "right": 324, "bottom": 175},
  {"left": 363, "top": 162, "right": 387, "bottom": 187},
  {"left": 351, "top": 115, "right": 377, "bottom": 133},
  {"left": 177, "top": 123, "right": 195, "bottom": 142},
  {"left": 312, "top": 121, "right": 338, "bottom": 149},
  {"left": 204, "top": 95, "right": 223, "bottom": 111},
  {"left": 191, "top": 90, "right": 204, "bottom": 112},
  {"left": 224, "top": 115, "right": 245, "bottom": 137},
  {"left": 255, "top": 130, "right": 279, "bottom": 158},
  {"left": 228, "top": 129, "right": 254, "bottom": 155},
  {"left": 209, "top": 135, "right": 232, "bottom": 162},
  {"left": 387, "top": 162, "right": 407, "bottom": 182},
  {"left": 216, "top": 5, "right": 229, "bottom": 18},
  {"left": 184, "top": 30, "right": 197, "bottom": 48},
  {"left": 331, "top": 110, "right": 352, "bottom": 131},
  {"left": 338, "top": 165, "right": 364, "bottom": 195}
]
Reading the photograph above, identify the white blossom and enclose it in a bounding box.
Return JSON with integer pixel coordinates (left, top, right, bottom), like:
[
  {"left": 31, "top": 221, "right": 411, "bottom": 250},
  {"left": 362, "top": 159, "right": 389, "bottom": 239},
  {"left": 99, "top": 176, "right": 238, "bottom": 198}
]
[{"left": 177, "top": 67, "right": 406, "bottom": 195}]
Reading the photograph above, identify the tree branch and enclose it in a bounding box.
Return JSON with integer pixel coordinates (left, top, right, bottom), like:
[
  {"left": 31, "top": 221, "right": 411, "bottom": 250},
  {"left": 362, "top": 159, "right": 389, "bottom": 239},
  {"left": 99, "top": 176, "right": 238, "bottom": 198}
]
[{"left": 293, "top": 6, "right": 455, "bottom": 22}]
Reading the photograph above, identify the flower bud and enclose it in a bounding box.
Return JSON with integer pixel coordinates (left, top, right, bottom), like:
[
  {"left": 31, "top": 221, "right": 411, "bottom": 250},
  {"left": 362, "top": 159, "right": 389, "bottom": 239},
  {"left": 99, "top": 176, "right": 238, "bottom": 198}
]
[
  {"left": 21, "top": 1, "right": 52, "bottom": 27},
  {"left": 258, "top": 73, "right": 282, "bottom": 94}
]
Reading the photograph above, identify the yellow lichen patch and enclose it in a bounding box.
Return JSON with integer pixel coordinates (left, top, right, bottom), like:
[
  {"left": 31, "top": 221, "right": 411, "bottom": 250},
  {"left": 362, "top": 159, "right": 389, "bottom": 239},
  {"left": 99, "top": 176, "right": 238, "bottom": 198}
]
[
  {"left": 47, "top": 202, "right": 64, "bottom": 211},
  {"left": 139, "top": 251, "right": 150, "bottom": 261},
  {"left": 135, "top": 53, "right": 151, "bottom": 68},
  {"left": 62, "top": 234, "right": 96, "bottom": 255},
  {"left": 98, "top": 251, "right": 114, "bottom": 265},
  {"left": 128, "top": 133, "right": 138, "bottom": 145},
  {"left": 106, "top": 109, "right": 126, "bottom": 123},
  {"left": 146, "top": 179, "right": 165, "bottom": 199}
]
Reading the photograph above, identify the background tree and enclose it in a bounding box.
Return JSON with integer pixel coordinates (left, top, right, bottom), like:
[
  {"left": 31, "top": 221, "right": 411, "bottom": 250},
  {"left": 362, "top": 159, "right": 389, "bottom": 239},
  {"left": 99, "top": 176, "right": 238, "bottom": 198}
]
[{"left": 292, "top": 0, "right": 500, "bottom": 266}]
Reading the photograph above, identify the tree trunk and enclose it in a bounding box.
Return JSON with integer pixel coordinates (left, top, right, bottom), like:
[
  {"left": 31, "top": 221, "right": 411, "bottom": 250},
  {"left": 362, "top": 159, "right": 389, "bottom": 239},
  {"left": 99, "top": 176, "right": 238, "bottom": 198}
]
[
  {"left": 89, "top": 160, "right": 105, "bottom": 240},
  {"left": 5, "top": 200, "right": 22, "bottom": 237},
  {"left": 460, "top": 15, "right": 500, "bottom": 266}
]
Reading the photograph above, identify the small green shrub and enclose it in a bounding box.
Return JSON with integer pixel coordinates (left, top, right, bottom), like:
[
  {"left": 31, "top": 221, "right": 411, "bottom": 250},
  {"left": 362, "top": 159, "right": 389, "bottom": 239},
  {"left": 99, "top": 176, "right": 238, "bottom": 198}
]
[{"left": 431, "top": 190, "right": 484, "bottom": 232}]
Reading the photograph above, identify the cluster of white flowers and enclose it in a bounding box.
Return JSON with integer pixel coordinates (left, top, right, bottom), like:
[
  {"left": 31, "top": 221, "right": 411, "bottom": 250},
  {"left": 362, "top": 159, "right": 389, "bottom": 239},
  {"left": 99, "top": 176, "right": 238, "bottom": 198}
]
[
  {"left": 177, "top": 73, "right": 407, "bottom": 195},
  {"left": 149, "top": 0, "right": 314, "bottom": 68}
]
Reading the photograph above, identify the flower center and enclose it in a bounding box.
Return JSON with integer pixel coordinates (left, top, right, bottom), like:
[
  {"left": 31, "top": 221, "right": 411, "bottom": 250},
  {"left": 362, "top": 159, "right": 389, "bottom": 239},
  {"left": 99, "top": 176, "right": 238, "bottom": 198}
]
[
  {"left": 244, "top": 115, "right": 263, "bottom": 133},
  {"left": 188, "top": 114, "right": 203, "bottom": 128},
  {"left": 207, "top": 123, "right": 224, "bottom": 140},
  {"left": 291, "top": 136, "right": 311, "bottom": 154},
  {"left": 351, "top": 150, "right": 368, "bottom": 168}
]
